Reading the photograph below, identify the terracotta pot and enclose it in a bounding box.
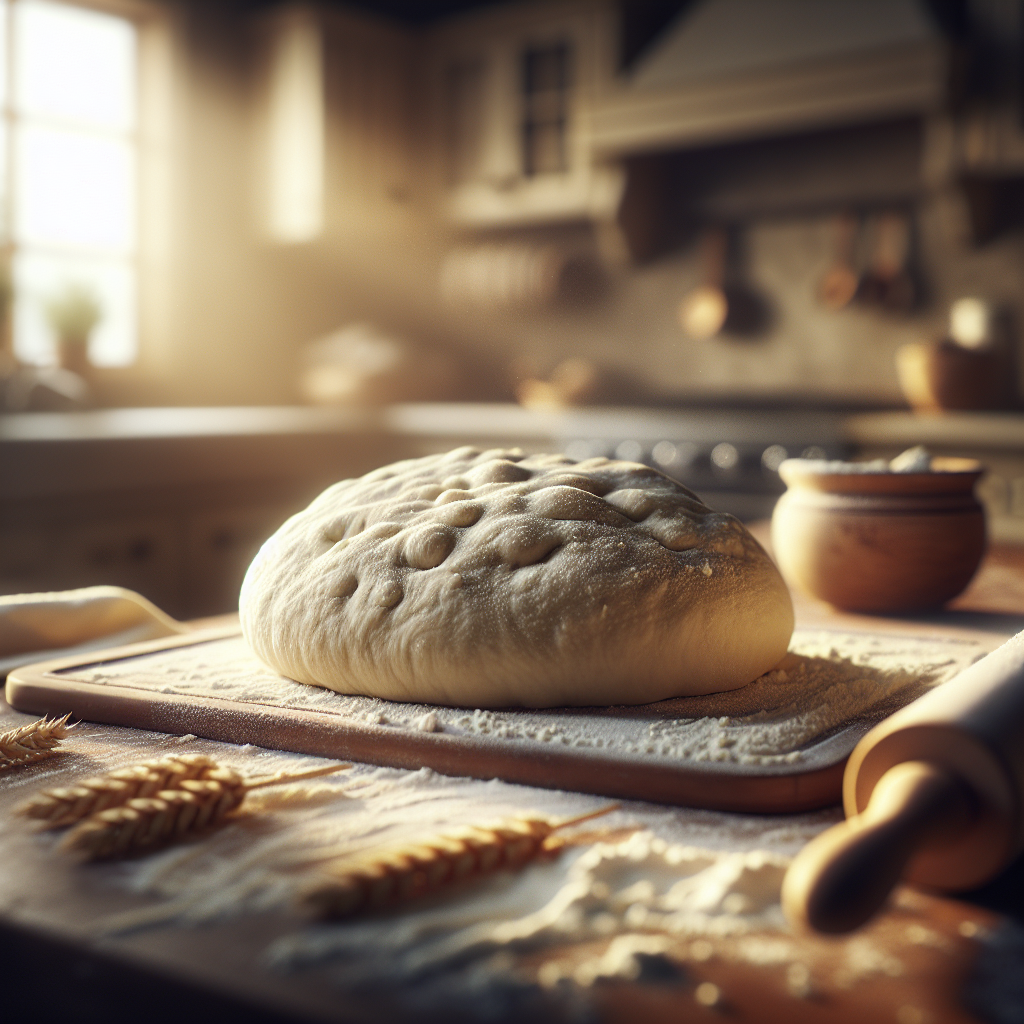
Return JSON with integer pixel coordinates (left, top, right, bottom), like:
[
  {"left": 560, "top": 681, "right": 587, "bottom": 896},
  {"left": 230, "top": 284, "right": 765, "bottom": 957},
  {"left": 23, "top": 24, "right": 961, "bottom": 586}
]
[
  {"left": 895, "top": 340, "right": 1008, "bottom": 412},
  {"left": 57, "top": 335, "right": 91, "bottom": 378},
  {"left": 771, "top": 458, "right": 986, "bottom": 613}
]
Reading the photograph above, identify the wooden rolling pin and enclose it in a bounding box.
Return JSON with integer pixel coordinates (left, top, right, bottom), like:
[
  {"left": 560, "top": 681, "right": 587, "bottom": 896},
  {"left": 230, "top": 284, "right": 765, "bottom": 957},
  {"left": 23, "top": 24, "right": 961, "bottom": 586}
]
[{"left": 782, "top": 630, "right": 1024, "bottom": 934}]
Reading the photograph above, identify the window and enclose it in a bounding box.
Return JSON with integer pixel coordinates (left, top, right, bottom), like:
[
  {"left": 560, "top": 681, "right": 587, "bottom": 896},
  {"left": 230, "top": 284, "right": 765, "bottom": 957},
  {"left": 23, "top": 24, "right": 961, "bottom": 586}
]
[
  {"left": 3, "top": 0, "right": 138, "bottom": 367},
  {"left": 521, "top": 41, "right": 571, "bottom": 177}
]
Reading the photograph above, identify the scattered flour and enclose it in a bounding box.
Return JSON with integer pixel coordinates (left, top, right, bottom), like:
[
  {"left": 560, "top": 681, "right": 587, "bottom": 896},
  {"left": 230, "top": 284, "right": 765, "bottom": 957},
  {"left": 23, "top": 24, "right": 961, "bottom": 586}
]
[
  {"left": 415, "top": 711, "right": 439, "bottom": 733},
  {"left": 60, "top": 630, "right": 983, "bottom": 767},
  {"left": 265, "top": 830, "right": 794, "bottom": 979},
  {"left": 10, "top": 710, "right": 1015, "bottom": 1019}
]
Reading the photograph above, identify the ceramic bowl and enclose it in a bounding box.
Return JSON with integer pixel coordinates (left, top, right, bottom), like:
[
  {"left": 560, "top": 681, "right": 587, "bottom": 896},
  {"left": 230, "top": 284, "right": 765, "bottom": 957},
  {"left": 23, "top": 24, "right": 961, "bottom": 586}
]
[
  {"left": 770, "top": 457, "right": 986, "bottom": 613},
  {"left": 895, "top": 341, "right": 1009, "bottom": 412}
]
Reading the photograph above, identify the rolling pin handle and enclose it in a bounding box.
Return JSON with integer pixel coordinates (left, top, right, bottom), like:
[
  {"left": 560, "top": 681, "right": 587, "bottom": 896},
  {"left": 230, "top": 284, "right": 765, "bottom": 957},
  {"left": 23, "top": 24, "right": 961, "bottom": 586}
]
[{"left": 781, "top": 760, "right": 976, "bottom": 934}]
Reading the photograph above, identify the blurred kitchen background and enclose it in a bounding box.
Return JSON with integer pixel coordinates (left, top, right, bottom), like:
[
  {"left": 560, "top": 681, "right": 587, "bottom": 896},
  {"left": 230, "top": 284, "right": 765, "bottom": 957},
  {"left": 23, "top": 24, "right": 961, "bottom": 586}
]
[{"left": 1, "top": 0, "right": 1023, "bottom": 618}]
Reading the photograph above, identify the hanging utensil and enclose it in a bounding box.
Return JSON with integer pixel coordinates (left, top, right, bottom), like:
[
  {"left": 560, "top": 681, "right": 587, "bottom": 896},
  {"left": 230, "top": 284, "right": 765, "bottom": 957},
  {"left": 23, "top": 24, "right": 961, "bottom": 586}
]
[
  {"left": 679, "top": 227, "right": 728, "bottom": 340},
  {"left": 879, "top": 211, "right": 915, "bottom": 313},
  {"left": 818, "top": 211, "right": 860, "bottom": 310},
  {"left": 856, "top": 211, "right": 915, "bottom": 313}
]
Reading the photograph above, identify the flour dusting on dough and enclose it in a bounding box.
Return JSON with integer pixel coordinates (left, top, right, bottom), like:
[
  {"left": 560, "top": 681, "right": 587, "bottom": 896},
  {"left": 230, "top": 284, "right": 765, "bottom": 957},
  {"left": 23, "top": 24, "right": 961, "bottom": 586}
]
[{"left": 237, "top": 447, "right": 794, "bottom": 707}]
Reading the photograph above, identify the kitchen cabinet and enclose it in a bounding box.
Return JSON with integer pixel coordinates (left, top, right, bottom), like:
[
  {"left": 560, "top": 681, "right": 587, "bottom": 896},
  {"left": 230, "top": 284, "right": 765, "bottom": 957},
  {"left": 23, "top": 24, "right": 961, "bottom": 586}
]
[
  {"left": 0, "top": 504, "right": 307, "bottom": 621},
  {"left": 0, "top": 516, "right": 183, "bottom": 614},
  {"left": 426, "top": 0, "right": 622, "bottom": 227},
  {"left": 183, "top": 503, "right": 298, "bottom": 618},
  {"left": 0, "top": 407, "right": 401, "bottom": 620},
  {"left": 420, "top": 0, "right": 957, "bottom": 231},
  {"left": 245, "top": 0, "right": 1024, "bottom": 247},
  {"left": 246, "top": 0, "right": 1021, "bottom": 248}
]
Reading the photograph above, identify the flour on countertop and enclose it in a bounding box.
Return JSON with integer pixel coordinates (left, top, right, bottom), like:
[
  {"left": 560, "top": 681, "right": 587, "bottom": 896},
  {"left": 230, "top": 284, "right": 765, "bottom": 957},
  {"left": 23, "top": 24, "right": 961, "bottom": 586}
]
[
  {"left": 60, "top": 630, "right": 983, "bottom": 766},
  {"left": 60, "top": 758, "right": 838, "bottom": 937},
  {"left": 3, "top": 694, "right": 1017, "bottom": 1021},
  {"left": 266, "top": 830, "right": 794, "bottom": 980},
  {"left": 261, "top": 827, "right": 972, "bottom": 1003}
]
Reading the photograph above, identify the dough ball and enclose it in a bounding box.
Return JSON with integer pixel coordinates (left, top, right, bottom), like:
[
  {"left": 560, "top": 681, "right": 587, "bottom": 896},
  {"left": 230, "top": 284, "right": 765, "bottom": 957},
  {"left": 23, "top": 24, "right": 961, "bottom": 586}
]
[{"left": 239, "top": 448, "right": 794, "bottom": 708}]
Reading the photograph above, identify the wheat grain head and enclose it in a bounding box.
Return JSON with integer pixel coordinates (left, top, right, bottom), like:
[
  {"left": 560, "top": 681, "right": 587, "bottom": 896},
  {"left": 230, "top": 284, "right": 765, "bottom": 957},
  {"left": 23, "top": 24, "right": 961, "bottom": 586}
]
[
  {"left": 57, "top": 761, "right": 349, "bottom": 860},
  {"left": 60, "top": 769, "right": 249, "bottom": 859},
  {"left": 0, "top": 714, "right": 73, "bottom": 769},
  {"left": 18, "top": 753, "right": 221, "bottom": 827},
  {"left": 298, "top": 806, "right": 617, "bottom": 919}
]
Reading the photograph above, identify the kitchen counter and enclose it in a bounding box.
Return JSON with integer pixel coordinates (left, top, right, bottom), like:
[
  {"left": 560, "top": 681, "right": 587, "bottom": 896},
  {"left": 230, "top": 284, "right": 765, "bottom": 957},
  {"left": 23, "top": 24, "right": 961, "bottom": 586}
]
[
  {"left": 7, "top": 403, "right": 1023, "bottom": 619},
  {"left": 0, "top": 536, "right": 1022, "bottom": 1024},
  {"left": 2, "top": 399, "right": 1023, "bottom": 633},
  {"left": 3, "top": 404, "right": 1021, "bottom": 500},
  {"left": 4, "top": 402, "right": 1020, "bottom": 444},
  {"left": 0, "top": 403, "right": 852, "bottom": 498},
  {"left": 845, "top": 410, "right": 1024, "bottom": 452}
]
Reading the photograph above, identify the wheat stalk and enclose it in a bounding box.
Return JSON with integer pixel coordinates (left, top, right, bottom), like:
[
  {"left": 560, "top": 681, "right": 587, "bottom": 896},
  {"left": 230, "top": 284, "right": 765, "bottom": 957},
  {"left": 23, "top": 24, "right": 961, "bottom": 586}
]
[
  {"left": 0, "top": 714, "right": 73, "bottom": 769},
  {"left": 59, "top": 762, "right": 349, "bottom": 861},
  {"left": 18, "top": 753, "right": 223, "bottom": 827},
  {"left": 298, "top": 804, "right": 619, "bottom": 919}
]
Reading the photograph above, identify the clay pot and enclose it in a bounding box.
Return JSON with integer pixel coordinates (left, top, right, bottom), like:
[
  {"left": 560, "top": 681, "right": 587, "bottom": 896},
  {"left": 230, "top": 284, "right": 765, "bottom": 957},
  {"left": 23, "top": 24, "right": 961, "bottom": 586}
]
[
  {"left": 895, "top": 340, "right": 1009, "bottom": 412},
  {"left": 771, "top": 458, "right": 986, "bottom": 613},
  {"left": 57, "top": 335, "right": 91, "bottom": 378}
]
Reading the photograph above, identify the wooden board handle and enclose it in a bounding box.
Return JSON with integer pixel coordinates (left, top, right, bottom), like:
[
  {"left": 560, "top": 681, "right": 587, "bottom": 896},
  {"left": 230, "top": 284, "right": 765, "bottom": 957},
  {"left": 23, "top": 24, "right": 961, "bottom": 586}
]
[{"left": 782, "top": 760, "right": 975, "bottom": 933}]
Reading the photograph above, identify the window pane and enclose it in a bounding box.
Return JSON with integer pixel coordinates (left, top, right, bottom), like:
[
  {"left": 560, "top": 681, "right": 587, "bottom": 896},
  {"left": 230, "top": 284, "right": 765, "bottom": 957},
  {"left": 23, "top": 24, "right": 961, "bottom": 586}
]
[
  {"left": 0, "top": 1, "right": 8, "bottom": 110},
  {"left": 13, "top": 252, "right": 136, "bottom": 367},
  {"left": 0, "top": 4, "right": 7, "bottom": 242},
  {"left": 15, "top": 0, "right": 136, "bottom": 131},
  {"left": 15, "top": 124, "right": 135, "bottom": 252},
  {"left": 521, "top": 43, "right": 571, "bottom": 176},
  {"left": 0, "top": 121, "right": 7, "bottom": 243}
]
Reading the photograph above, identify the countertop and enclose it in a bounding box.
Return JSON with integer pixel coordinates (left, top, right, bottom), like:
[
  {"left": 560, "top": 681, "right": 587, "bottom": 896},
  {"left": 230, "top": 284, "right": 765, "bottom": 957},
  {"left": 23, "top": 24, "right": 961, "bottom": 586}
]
[
  {"left": 2, "top": 403, "right": 1021, "bottom": 447},
  {"left": 3, "top": 404, "right": 1021, "bottom": 504},
  {"left": 0, "top": 404, "right": 847, "bottom": 443},
  {"left": 0, "top": 536, "right": 1022, "bottom": 1024}
]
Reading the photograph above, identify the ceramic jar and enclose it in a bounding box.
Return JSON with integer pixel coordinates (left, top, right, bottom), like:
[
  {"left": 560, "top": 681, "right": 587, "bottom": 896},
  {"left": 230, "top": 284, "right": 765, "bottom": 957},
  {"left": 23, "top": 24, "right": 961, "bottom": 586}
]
[{"left": 771, "top": 458, "right": 986, "bottom": 613}]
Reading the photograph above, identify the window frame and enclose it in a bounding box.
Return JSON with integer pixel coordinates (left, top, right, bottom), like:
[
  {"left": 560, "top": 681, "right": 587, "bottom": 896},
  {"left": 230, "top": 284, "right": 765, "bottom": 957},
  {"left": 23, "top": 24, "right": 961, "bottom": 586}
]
[{"left": 1, "top": 0, "right": 168, "bottom": 370}]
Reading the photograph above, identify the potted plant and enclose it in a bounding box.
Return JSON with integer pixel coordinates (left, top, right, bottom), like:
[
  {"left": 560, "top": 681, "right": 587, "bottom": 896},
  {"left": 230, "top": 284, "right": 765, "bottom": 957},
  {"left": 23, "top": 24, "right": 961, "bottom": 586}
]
[{"left": 43, "top": 282, "right": 103, "bottom": 377}]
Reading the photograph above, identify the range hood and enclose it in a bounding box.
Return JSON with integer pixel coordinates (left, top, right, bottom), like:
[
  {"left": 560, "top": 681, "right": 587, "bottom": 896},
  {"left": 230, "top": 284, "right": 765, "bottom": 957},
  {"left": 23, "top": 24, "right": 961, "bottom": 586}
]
[{"left": 587, "top": 0, "right": 946, "bottom": 155}]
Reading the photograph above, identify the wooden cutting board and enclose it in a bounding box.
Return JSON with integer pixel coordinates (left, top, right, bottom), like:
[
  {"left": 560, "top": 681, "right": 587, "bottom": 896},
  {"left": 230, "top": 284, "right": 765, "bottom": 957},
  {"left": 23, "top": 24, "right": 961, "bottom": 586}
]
[{"left": 4, "top": 626, "right": 996, "bottom": 814}]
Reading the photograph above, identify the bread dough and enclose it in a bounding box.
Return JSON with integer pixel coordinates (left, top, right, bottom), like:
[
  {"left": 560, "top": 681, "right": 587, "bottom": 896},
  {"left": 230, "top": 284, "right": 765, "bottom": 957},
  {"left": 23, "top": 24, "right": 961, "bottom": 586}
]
[{"left": 239, "top": 448, "right": 794, "bottom": 708}]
